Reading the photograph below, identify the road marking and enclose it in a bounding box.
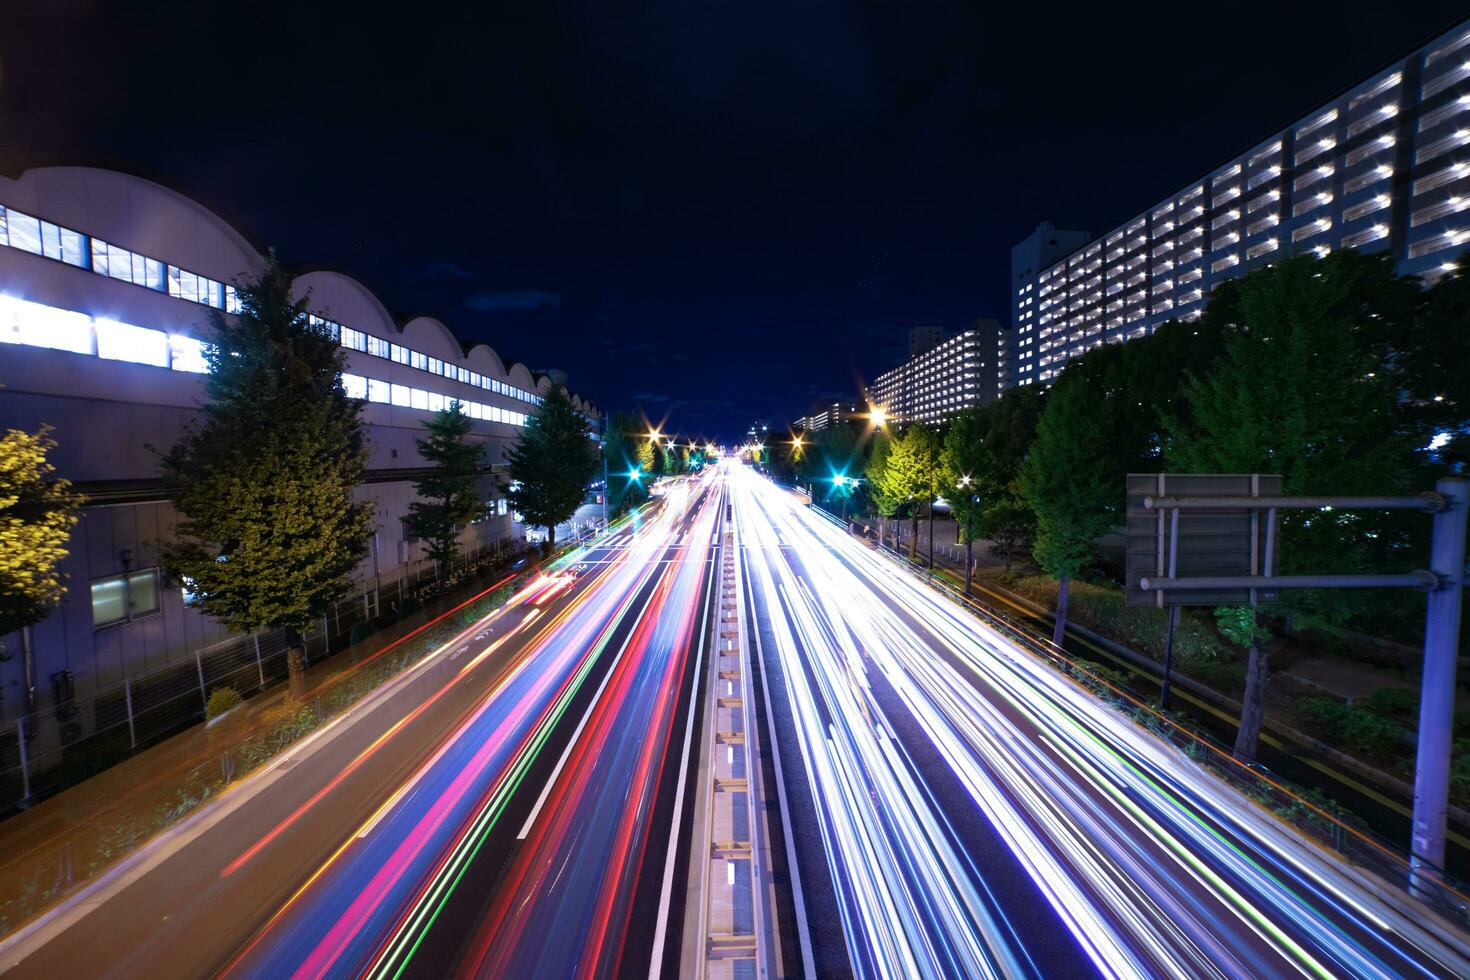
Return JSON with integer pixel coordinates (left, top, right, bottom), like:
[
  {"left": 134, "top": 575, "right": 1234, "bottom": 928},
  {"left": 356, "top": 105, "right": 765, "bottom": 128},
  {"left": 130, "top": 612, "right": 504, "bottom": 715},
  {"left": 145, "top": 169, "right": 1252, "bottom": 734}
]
[
  {"left": 648, "top": 492, "right": 720, "bottom": 980},
  {"left": 740, "top": 495, "right": 818, "bottom": 980},
  {"left": 515, "top": 554, "right": 674, "bottom": 840}
]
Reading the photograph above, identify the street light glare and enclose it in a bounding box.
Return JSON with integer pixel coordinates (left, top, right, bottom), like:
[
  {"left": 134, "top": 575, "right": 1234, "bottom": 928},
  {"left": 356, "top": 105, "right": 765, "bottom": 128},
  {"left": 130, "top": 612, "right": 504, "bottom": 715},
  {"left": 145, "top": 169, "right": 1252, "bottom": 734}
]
[{"left": 868, "top": 406, "right": 888, "bottom": 428}]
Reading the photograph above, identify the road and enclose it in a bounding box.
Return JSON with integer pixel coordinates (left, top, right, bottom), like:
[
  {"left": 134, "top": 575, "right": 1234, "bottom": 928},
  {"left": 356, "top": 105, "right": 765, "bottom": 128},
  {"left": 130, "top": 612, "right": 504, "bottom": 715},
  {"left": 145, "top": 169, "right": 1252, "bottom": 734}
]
[
  {"left": 0, "top": 475, "right": 722, "bottom": 978},
  {"left": 730, "top": 463, "right": 1470, "bottom": 979}
]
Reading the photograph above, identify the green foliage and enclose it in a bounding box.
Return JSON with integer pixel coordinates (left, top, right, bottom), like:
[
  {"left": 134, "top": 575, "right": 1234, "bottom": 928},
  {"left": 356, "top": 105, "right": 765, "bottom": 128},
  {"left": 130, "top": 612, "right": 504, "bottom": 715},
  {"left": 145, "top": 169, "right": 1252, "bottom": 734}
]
[
  {"left": 886, "top": 424, "right": 940, "bottom": 505},
  {"left": 939, "top": 409, "right": 986, "bottom": 546},
  {"left": 1364, "top": 686, "right": 1418, "bottom": 722},
  {"left": 1214, "top": 606, "right": 1266, "bottom": 648},
  {"left": 506, "top": 385, "right": 598, "bottom": 548},
  {"left": 0, "top": 425, "right": 82, "bottom": 640},
  {"left": 205, "top": 686, "right": 243, "bottom": 719},
  {"left": 798, "top": 425, "right": 862, "bottom": 503},
  {"left": 1167, "top": 251, "right": 1436, "bottom": 632},
  {"left": 1297, "top": 696, "right": 1404, "bottom": 756},
  {"left": 864, "top": 432, "right": 902, "bottom": 519},
  {"left": 159, "top": 255, "right": 374, "bottom": 637},
  {"left": 602, "top": 413, "right": 650, "bottom": 514},
  {"left": 1019, "top": 370, "right": 1120, "bottom": 580},
  {"left": 405, "top": 403, "right": 486, "bottom": 569},
  {"left": 997, "top": 573, "right": 1234, "bottom": 664}
]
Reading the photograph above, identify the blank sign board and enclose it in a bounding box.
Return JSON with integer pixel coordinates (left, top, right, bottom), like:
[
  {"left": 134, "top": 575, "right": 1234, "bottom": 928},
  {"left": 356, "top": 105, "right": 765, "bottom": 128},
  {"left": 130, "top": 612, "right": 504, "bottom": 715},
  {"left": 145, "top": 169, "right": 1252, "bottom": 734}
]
[{"left": 1125, "top": 473, "right": 1282, "bottom": 607}]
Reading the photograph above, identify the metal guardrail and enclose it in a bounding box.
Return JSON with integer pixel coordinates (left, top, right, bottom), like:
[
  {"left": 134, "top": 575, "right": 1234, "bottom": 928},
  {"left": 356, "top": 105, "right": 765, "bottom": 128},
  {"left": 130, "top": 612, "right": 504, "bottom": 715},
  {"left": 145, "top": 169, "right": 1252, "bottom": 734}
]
[
  {"left": 808, "top": 503, "right": 1470, "bottom": 927},
  {"left": 0, "top": 538, "right": 536, "bottom": 813},
  {"left": 692, "top": 510, "right": 776, "bottom": 978}
]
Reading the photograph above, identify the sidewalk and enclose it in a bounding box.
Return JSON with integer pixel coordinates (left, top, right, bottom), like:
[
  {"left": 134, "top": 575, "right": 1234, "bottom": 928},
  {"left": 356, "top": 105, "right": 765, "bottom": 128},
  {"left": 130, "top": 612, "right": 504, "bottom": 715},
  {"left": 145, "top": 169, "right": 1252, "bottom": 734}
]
[{"left": 0, "top": 559, "right": 536, "bottom": 936}]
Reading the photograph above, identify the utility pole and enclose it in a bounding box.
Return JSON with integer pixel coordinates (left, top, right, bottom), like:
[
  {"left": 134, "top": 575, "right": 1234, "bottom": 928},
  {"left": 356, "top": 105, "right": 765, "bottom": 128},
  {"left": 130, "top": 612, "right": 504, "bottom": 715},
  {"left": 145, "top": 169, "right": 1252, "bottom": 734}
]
[
  {"left": 601, "top": 411, "right": 609, "bottom": 532},
  {"left": 1411, "top": 477, "right": 1468, "bottom": 895}
]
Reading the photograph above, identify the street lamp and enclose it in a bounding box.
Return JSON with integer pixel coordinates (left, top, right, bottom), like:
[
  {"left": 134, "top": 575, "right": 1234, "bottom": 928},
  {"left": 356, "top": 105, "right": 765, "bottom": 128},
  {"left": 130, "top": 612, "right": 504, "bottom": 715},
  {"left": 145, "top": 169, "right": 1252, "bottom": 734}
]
[{"left": 866, "top": 406, "right": 889, "bottom": 428}]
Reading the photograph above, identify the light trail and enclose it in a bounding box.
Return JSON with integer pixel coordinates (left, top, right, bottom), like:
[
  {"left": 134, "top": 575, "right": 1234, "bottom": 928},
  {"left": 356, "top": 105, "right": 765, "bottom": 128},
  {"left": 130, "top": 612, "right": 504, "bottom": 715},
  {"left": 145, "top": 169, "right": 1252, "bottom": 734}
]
[
  {"left": 221, "top": 504, "right": 688, "bottom": 977},
  {"left": 728, "top": 463, "right": 1470, "bottom": 979},
  {"left": 456, "top": 475, "right": 721, "bottom": 977}
]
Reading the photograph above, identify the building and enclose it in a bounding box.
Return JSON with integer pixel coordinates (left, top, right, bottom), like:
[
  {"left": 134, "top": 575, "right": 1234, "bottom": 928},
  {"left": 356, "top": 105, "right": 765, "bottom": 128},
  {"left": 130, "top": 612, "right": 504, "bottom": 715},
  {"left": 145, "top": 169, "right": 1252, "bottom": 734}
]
[
  {"left": 0, "top": 165, "right": 599, "bottom": 746},
  {"left": 907, "top": 326, "right": 945, "bottom": 359},
  {"left": 1000, "top": 222, "right": 1091, "bottom": 393},
  {"left": 792, "top": 401, "right": 855, "bottom": 433},
  {"left": 1000, "top": 19, "right": 1470, "bottom": 392},
  {"left": 866, "top": 318, "right": 998, "bottom": 427}
]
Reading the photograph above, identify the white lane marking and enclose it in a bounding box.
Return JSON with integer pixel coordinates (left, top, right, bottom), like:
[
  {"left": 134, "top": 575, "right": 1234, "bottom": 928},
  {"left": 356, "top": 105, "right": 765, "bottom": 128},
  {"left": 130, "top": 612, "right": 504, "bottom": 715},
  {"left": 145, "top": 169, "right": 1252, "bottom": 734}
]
[{"left": 649, "top": 493, "right": 720, "bottom": 980}]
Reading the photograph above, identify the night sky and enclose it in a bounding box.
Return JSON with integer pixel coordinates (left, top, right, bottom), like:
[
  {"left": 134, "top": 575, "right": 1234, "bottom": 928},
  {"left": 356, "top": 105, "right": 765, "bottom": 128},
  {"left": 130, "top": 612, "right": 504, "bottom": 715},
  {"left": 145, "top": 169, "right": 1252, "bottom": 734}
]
[{"left": 4, "top": 2, "right": 1465, "bottom": 440}]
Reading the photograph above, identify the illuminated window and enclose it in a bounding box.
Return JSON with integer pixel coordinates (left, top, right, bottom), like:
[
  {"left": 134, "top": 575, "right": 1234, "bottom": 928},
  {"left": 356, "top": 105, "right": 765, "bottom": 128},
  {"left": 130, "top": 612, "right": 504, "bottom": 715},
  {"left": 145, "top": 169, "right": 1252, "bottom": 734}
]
[
  {"left": 367, "top": 378, "right": 390, "bottom": 403},
  {"left": 0, "top": 296, "right": 95, "bottom": 354},
  {"left": 91, "top": 569, "right": 161, "bottom": 628},
  {"left": 341, "top": 372, "right": 368, "bottom": 399},
  {"left": 95, "top": 318, "right": 169, "bottom": 367},
  {"left": 169, "top": 334, "right": 210, "bottom": 374}
]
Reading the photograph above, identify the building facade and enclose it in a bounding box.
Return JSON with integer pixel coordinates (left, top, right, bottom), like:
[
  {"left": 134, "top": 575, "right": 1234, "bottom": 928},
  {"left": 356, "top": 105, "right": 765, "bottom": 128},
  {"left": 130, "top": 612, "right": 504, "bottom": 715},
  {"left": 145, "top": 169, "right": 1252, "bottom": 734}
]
[
  {"left": 1000, "top": 19, "right": 1470, "bottom": 392},
  {"left": 1001, "top": 222, "right": 1091, "bottom": 393},
  {"left": 0, "top": 166, "right": 598, "bottom": 733},
  {"left": 865, "top": 319, "right": 998, "bottom": 427}
]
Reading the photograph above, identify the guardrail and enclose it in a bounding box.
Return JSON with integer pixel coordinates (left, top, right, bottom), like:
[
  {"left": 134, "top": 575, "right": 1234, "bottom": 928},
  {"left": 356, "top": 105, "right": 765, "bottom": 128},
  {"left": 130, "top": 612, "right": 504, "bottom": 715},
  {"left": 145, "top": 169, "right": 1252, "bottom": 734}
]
[
  {"left": 807, "top": 503, "right": 1470, "bottom": 926},
  {"left": 0, "top": 519, "right": 626, "bottom": 815}
]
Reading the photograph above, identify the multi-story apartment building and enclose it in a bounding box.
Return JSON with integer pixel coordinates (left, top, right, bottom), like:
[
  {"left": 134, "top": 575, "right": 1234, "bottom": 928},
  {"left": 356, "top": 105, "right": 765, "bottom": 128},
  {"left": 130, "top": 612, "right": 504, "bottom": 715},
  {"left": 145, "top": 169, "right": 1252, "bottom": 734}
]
[
  {"left": 0, "top": 165, "right": 599, "bottom": 739},
  {"left": 866, "top": 319, "right": 998, "bottom": 427},
  {"left": 1000, "top": 19, "right": 1470, "bottom": 392},
  {"left": 1000, "top": 222, "right": 1091, "bottom": 394},
  {"left": 792, "top": 401, "right": 855, "bottom": 434}
]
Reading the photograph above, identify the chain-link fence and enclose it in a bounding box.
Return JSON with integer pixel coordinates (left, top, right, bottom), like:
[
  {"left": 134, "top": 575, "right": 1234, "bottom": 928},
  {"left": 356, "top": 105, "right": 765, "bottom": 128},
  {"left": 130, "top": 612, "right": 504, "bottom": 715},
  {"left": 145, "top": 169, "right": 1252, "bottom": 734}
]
[
  {"left": 0, "top": 536, "right": 534, "bottom": 814},
  {"left": 809, "top": 503, "right": 1470, "bottom": 927}
]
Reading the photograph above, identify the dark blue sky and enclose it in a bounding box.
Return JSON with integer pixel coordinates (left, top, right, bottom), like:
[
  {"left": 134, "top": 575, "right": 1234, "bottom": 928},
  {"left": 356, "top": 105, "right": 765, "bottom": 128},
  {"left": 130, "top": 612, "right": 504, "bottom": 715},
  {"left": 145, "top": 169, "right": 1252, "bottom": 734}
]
[{"left": 4, "top": 1, "right": 1465, "bottom": 440}]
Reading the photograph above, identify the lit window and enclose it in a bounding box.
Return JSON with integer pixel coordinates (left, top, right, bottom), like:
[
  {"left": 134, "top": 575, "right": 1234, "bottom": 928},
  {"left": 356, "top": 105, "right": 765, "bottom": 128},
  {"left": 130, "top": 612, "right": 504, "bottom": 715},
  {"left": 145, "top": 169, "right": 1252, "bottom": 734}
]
[
  {"left": 91, "top": 569, "right": 161, "bottom": 628},
  {"left": 341, "top": 372, "right": 368, "bottom": 399},
  {"left": 169, "top": 334, "right": 210, "bottom": 374},
  {"left": 4, "top": 209, "right": 42, "bottom": 254},
  {"left": 410, "top": 387, "right": 429, "bottom": 410},
  {"left": 95, "top": 318, "right": 169, "bottom": 367},
  {"left": 0, "top": 296, "right": 95, "bottom": 354},
  {"left": 390, "top": 383, "right": 411, "bottom": 407},
  {"left": 367, "top": 378, "right": 390, "bottom": 403}
]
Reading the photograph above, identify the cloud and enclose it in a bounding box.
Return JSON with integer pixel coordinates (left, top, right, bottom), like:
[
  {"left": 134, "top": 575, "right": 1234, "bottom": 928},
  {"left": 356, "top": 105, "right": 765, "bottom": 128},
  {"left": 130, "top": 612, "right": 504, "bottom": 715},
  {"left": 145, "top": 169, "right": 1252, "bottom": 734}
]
[
  {"left": 464, "top": 289, "right": 564, "bottom": 313},
  {"left": 418, "top": 260, "right": 472, "bottom": 281}
]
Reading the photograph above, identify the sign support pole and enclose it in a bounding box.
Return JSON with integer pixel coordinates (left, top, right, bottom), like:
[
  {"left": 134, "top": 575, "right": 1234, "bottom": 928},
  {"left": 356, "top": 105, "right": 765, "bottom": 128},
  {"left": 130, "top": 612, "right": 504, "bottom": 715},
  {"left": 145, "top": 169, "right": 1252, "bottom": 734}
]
[{"left": 1410, "top": 477, "right": 1468, "bottom": 896}]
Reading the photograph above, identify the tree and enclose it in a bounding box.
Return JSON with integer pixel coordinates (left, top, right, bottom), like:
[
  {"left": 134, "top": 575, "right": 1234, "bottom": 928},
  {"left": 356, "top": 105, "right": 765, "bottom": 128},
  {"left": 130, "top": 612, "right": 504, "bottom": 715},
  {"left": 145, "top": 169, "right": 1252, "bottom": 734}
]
[
  {"left": 886, "top": 425, "right": 940, "bottom": 562},
  {"left": 159, "top": 256, "right": 374, "bottom": 700},
  {"left": 0, "top": 426, "right": 82, "bottom": 663},
  {"left": 603, "top": 413, "right": 650, "bottom": 515},
  {"left": 506, "top": 385, "right": 598, "bottom": 551},
  {"left": 973, "top": 390, "right": 1045, "bottom": 571},
  {"left": 1166, "top": 250, "right": 1428, "bottom": 761},
  {"left": 404, "top": 403, "right": 486, "bottom": 579},
  {"left": 1019, "top": 368, "right": 1121, "bottom": 649},
  {"left": 940, "top": 410, "right": 986, "bottom": 594},
  {"left": 865, "top": 431, "right": 902, "bottom": 550}
]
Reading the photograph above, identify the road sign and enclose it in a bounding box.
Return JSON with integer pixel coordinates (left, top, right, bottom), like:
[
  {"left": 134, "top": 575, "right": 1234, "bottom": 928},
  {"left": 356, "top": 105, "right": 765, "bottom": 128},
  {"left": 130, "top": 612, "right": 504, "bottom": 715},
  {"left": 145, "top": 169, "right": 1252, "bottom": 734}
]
[{"left": 1125, "top": 473, "right": 1282, "bottom": 607}]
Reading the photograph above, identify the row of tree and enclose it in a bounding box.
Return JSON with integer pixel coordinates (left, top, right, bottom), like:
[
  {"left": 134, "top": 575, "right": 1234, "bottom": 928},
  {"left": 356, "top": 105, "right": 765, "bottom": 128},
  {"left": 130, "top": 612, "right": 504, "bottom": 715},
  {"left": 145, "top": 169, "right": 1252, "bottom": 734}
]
[
  {"left": 3, "top": 258, "right": 603, "bottom": 698},
  {"left": 823, "top": 250, "right": 1468, "bottom": 760}
]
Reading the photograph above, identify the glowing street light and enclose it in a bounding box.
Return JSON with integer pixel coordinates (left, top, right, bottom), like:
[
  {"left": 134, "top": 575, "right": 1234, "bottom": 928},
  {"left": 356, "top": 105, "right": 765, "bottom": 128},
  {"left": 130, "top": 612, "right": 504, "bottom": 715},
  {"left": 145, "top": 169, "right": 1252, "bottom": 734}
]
[{"left": 866, "top": 406, "right": 889, "bottom": 428}]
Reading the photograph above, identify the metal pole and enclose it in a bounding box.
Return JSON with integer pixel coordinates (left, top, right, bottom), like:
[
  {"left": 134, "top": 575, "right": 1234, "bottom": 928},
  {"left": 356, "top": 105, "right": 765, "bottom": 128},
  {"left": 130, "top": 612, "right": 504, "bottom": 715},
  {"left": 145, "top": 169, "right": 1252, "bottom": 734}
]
[
  {"left": 1410, "top": 477, "right": 1468, "bottom": 895},
  {"left": 253, "top": 634, "right": 266, "bottom": 690},
  {"left": 17, "top": 717, "right": 30, "bottom": 807},
  {"left": 195, "top": 649, "right": 207, "bottom": 706},
  {"left": 124, "top": 677, "right": 137, "bottom": 750},
  {"left": 1160, "top": 606, "right": 1177, "bottom": 711}
]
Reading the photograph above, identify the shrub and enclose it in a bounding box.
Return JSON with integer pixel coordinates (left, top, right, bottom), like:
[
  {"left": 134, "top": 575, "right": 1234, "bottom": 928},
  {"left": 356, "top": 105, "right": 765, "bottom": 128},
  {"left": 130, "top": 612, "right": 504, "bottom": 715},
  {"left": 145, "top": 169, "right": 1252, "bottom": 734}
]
[
  {"left": 1363, "top": 687, "right": 1417, "bottom": 722},
  {"left": 205, "top": 686, "right": 243, "bottom": 720},
  {"left": 1297, "top": 696, "right": 1403, "bottom": 756}
]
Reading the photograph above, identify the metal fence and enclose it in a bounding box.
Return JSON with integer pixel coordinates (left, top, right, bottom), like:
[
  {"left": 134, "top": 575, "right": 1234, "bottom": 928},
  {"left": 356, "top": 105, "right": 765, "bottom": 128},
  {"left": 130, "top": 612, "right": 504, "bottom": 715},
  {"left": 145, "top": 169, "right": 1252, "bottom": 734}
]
[
  {"left": 0, "top": 536, "right": 531, "bottom": 813},
  {"left": 809, "top": 503, "right": 1470, "bottom": 926}
]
